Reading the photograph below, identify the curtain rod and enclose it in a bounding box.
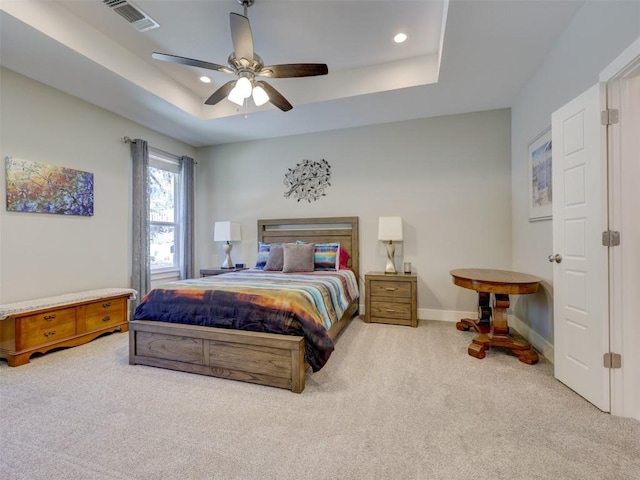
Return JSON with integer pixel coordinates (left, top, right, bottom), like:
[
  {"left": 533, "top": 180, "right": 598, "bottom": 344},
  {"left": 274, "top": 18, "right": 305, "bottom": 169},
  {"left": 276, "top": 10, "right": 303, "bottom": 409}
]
[{"left": 121, "top": 136, "right": 196, "bottom": 164}]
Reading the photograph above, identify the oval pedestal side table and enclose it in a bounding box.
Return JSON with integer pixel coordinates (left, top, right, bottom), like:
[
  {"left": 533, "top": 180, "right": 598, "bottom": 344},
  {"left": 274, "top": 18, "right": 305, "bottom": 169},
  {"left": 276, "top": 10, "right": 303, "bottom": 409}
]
[{"left": 450, "top": 268, "right": 542, "bottom": 365}]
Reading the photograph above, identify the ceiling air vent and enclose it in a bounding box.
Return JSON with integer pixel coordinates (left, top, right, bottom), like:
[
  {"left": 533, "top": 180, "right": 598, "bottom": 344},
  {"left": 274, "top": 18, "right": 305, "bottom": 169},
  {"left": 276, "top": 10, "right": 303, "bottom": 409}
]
[{"left": 103, "top": 0, "right": 159, "bottom": 32}]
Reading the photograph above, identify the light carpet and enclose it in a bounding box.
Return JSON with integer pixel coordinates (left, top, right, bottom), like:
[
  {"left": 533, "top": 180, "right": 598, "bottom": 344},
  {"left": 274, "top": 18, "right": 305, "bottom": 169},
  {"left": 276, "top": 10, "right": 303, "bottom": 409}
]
[{"left": 1, "top": 319, "right": 639, "bottom": 480}]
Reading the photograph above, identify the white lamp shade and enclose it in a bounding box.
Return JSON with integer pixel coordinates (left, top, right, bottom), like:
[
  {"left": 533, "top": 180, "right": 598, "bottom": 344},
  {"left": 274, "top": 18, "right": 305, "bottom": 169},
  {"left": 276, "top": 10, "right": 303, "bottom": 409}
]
[
  {"left": 252, "top": 84, "right": 269, "bottom": 106},
  {"left": 378, "top": 216, "right": 403, "bottom": 241},
  {"left": 214, "top": 221, "right": 241, "bottom": 242},
  {"left": 228, "top": 86, "right": 245, "bottom": 106},
  {"left": 235, "top": 76, "right": 252, "bottom": 98}
]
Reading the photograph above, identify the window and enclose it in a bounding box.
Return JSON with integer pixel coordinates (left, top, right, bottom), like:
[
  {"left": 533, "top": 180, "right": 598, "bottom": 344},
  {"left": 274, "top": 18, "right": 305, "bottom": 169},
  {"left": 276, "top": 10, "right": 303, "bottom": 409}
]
[{"left": 149, "top": 149, "right": 182, "bottom": 274}]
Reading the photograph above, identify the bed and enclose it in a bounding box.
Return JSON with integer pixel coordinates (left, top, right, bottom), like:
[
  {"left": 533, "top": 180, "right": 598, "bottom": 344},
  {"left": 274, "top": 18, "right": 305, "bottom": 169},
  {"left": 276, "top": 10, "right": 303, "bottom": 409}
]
[{"left": 129, "top": 217, "right": 360, "bottom": 393}]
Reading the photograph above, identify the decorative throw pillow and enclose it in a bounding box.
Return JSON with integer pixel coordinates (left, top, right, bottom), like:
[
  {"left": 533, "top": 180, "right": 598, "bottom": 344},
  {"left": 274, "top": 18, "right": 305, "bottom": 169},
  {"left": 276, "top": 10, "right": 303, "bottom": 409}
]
[
  {"left": 312, "top": 242, "right": 340, "bottom": 271},
  {"left": 263, "top": 243, "right": 284, "bottom": 271},
  {"left": 294, "top": 240, "right": 340, "bottom": 270},
  {"left": 282, "top": 243, "right": 315, "bottom": 273},
  {"left": 338, "top": 245, "right": 351, "bottom": 270},
  {"left": 255, "top": 242, "right": 271, "bottom": 269}
]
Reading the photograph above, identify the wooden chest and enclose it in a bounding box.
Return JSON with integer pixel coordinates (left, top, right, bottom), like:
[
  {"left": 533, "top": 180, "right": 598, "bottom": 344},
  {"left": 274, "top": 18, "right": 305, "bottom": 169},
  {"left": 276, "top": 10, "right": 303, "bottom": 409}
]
[
  {"left": 365, "top": 272, "right": 418, "bottom": 327},
  {"left": 0, "top": 293, "right": 131, "bottom": 366}
]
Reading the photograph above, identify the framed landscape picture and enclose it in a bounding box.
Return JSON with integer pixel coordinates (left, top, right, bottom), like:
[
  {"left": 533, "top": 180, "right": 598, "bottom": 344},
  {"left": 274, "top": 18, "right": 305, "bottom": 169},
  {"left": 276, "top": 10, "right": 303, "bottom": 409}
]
[{"left": 527, "top": 126, "right": 552, "bottom": 221}]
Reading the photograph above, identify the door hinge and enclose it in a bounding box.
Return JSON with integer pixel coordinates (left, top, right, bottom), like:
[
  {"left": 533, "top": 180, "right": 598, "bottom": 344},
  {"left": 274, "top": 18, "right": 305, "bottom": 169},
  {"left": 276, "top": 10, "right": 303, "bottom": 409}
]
[
  {"left": 602, "top": 230, "right": 620, "bottom": 247},
  {"left": 601, "top": 109, "right": 619, "bottom": 125},
  {"left": 603, "top": 352, "right": 622, "bottom": 369}
]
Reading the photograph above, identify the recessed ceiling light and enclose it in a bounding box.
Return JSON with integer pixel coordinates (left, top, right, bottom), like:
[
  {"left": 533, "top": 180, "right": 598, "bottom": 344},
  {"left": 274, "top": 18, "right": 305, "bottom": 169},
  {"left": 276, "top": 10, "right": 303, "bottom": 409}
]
[
  {"left": 199, "top": 76, "right": 212, "bottom": 84},
  {"left": 394, "top": 33, "right": 407, "bottom": 44}
]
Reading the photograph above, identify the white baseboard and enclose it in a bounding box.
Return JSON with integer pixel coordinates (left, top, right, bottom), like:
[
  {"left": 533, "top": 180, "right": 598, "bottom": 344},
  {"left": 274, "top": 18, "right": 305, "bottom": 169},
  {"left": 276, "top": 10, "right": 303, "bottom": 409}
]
[
  {"left": 414, "top": 307, "right": 555, "bottom": 363},
  {"left": 508, "top": 314, "right": 555, "bottom": 363},
  {"left": 418, "top": 308, "right": 475, "bottom": 323},
  {"left": 360, "top": 306, "right": 479, "bottom": 324},
  {"left": 359, "top": 305, "right": 555, "bottom": 363}
]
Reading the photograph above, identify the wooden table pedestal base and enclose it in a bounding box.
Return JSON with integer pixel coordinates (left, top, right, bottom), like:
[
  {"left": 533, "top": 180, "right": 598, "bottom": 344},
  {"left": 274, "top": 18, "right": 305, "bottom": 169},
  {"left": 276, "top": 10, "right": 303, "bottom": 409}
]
[
  {"left": 464, "top": 292, "right": 539, "bottom": 365},
  {"left": 468, "top": 333, "right": 539, "bottom": 365},
  {"left": 456, "top": 292, "right": 491, "bottom": 334}
]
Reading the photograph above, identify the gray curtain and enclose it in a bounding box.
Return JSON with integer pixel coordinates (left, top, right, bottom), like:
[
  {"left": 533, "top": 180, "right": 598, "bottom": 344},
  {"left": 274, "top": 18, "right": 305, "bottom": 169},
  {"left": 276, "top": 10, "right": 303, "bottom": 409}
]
[
  {"left": 131, "top": 139, "right": 150, "bottom": 305},
  {"left": 180, "top": 155, "right": 195, "bottom": 279}
]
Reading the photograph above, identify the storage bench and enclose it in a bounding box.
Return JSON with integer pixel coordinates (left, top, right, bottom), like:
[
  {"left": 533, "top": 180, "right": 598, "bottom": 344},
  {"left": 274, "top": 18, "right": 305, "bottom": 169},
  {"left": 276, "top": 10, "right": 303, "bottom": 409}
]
[{"left": 0, "top": 288, "right": 136, "bottom": 366}]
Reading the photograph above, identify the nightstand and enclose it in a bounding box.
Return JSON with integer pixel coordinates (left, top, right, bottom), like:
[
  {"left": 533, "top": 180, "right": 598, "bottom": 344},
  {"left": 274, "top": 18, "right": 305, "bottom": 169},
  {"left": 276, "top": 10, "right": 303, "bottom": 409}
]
[
  {"left": 365, "top": 271, "right": 418, "bottom": 327},
  {"left": 200, "top": 267, "right": 248, "bottom": 277}
]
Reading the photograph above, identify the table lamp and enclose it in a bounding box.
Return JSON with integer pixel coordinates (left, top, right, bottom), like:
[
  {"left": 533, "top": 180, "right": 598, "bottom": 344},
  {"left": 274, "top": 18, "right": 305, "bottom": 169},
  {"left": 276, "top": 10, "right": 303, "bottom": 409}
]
[
  {"left": 214, "top": 221, "right": 241, "bottom": 269},
  {"left": 378, "top": 216, "right": 403, "bottom": 274}
]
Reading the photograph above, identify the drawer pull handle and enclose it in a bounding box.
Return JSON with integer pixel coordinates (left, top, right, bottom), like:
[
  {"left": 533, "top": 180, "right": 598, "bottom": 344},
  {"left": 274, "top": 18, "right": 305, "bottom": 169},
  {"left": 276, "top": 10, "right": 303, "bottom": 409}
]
[
  {"left": 43, "top": 314, "right": 56, "bottom": 321},
  {"left": 385, "top": 309, "right": 396, "bottom": 313},
  {"left": 102, "top": 316, "right": 111, "bottom": 322},
  {"left": 102, "top": 302, "right": 112, "bottom": 309},
  {"left": 384, "top": 288, "right": 397, "bottom": 291},
  {"left": 43, "top": 330, "right": 56, "bottom": 338}
]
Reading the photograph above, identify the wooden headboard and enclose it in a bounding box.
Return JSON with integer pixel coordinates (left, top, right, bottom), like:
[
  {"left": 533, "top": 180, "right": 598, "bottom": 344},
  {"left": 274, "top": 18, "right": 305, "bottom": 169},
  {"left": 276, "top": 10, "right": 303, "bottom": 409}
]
[{"left": 257, "top": 217, "right": 359, "bottom": 280}]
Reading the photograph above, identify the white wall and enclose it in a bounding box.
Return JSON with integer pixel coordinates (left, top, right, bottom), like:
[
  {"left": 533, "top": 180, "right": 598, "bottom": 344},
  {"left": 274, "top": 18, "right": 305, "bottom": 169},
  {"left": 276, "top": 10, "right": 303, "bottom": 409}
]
[
  {"left": 510, "top": 1, "right": 640, "bottom": 356},
  {"left": 196, "top": 109, "right": 512, "bottom": 320},
  {"left": 0, "top": 67, "right": 196, "bottom": 303}
]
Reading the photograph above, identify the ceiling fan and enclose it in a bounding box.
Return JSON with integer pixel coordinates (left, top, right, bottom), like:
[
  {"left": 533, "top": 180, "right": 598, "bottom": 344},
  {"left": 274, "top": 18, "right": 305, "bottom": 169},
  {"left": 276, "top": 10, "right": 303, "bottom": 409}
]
[{"left": 152, "top": 0, "right": 328, "bottom": 112}]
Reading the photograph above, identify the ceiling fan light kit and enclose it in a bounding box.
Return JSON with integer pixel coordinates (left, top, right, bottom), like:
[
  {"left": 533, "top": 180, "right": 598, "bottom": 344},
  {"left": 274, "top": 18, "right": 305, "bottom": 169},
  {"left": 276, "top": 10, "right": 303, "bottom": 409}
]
[
  {"left": 152, "top": 0, "right": 328, "bottom": 112},
  {"left": 227, "top": 83, "right": 245, "bottom": 106},
  {"left": 233, "top": 76, "right": 253, "bottom": 98},
  {"left": 252, "top": 84, "right": 269, "bottom": 106}
]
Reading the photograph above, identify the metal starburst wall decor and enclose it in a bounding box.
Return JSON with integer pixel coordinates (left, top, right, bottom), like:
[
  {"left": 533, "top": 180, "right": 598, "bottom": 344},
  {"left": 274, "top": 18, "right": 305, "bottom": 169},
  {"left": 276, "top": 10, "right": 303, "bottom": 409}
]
[{"left": 283, "top": 159, "right": 331, "bottom": 203}]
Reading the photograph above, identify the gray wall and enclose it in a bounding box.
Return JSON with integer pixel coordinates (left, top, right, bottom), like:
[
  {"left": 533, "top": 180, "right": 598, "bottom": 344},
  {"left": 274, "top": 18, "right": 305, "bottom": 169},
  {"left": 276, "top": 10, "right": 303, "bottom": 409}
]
[
  {"left": 0, "top": 61, "right": 512, "bottom": 325},
  {"left": 195, "top": 109, "right": 512, "bottom": 322},
  {"left": 510, "top": 1, "right": 640, "bottom": 356},
  {"left": 0, "top": 67, "right": 196, "bottom": 303}
]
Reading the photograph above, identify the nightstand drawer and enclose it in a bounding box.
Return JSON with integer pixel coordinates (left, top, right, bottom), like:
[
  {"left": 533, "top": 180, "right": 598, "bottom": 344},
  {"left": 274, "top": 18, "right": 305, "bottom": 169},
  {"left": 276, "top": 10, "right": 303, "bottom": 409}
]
[
  {"left": 369, "top": 280, "right": 412, "bottom": 298},
  {"left": 369, "top": 301, "right": 412, "bottom": 320}
]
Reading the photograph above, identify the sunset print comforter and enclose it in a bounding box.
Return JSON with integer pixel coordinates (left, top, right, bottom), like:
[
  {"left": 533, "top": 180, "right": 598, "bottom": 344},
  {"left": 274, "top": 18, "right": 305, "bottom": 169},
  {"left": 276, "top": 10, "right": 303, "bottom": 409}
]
[{"left": 133, "top": 270, "right": 359, "bottom": 371}]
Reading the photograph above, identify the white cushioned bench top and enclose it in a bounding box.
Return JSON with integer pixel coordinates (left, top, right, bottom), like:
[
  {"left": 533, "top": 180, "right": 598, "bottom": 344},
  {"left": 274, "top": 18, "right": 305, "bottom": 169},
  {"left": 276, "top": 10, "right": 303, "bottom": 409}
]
[{"left": 0, "top": 288, "right": 138, "bottom": 320}]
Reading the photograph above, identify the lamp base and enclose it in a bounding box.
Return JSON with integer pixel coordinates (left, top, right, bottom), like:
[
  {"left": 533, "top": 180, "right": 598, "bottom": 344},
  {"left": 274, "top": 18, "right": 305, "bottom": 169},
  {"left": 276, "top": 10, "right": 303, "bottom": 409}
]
[
  {"left": 384, "top": 241, "right": 397, "bottom": 274},
  {"left": 221, "top": 242, "right": 234, "bottom": 269}
]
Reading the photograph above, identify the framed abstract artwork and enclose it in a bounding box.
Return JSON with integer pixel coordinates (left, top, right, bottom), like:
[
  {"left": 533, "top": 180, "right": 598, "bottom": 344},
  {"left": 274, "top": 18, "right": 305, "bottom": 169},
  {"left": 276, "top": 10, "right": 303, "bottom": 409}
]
[
  {"left": 5, "top": 157, "right": 94, "bottom": 216},
  {"left": 527, "top": 127, "right": 552, "bottom": 221}
]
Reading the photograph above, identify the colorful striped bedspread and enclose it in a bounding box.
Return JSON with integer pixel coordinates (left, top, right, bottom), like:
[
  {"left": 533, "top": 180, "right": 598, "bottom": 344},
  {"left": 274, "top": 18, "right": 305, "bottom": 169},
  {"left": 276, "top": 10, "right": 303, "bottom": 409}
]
[{"left": 133, "top": 269, "right": 359, "bottom": 371}]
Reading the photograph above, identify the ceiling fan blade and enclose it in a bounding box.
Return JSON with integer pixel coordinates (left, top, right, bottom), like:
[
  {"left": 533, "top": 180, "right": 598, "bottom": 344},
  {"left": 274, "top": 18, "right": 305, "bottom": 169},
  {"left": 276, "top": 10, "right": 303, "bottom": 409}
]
[
  {"left": 152, "top": 52, "right": 234, "bottom": 74},
  {"left": 204, "top": 80, "right": 236, "bottom": 106},
  {"left": 258, "top": 64, "right": 328, "bottom": 78},
  {"left": 230, "top": 13, "right": 254, "bottom": 63},
  {"left": 258, "top": 81, "right": 293, "bottom": 112}
]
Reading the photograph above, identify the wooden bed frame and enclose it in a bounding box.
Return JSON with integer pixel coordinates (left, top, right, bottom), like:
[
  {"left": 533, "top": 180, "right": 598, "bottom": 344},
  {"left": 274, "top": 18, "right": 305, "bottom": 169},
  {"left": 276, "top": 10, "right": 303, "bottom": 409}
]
[{"left": 129, "top": 217, "right": 359, "bottom": 393}]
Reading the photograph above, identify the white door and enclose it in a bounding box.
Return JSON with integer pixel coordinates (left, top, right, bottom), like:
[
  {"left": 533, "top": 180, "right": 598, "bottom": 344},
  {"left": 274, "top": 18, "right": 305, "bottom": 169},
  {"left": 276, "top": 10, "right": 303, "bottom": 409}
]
[{"left": 551, "top": 84, "right": 610, "bottom": 411}]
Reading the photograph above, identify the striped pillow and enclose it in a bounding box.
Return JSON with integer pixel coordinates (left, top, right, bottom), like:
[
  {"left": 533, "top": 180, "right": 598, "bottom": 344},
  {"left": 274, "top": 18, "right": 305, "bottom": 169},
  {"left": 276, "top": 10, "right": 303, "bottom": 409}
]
[
  {"left": 294, "top": 241, "right": 340, "bottom": 270},
  {"left": 255, "top": 242, "right": 271, "bottom": 269},
  {"left": 312, "top": 242, "right": 340, "bottom": 271}
]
